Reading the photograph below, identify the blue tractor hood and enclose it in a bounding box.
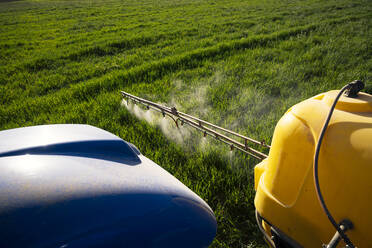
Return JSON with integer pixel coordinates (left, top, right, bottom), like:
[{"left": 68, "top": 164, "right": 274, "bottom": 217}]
[{"left": 0, "top": 124, "right": 216, "bottom": 248}]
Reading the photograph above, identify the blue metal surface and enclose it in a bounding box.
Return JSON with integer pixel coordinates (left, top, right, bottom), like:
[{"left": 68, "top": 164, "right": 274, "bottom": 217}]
[{"left": 0, "top": 124, "right": 216, "bottom": 248}]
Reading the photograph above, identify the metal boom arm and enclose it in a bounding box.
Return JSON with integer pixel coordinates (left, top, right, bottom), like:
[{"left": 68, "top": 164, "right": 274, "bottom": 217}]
[{"left": 121, "top": 91, "right": 269, "bottom": 160}]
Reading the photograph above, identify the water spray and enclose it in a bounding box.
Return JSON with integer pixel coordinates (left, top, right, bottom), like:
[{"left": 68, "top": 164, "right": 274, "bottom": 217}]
[
  {"left": 121, "top": 91, "right": 269, "bottom": 160},
  {"left": 121, "top": 80, "right": 369, "bottom": 247}
]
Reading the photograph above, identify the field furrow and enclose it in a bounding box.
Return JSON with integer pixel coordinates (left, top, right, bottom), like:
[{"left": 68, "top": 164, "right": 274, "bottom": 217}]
[{"left": 1, "top": 14, "right": 368, "bottom": 110}]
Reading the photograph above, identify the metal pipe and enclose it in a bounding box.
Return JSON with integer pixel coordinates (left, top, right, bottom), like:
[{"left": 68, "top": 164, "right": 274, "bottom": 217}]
[
  {"left": 178, "top": 111, "right": 270, "bottom": 148},
  {"left": 325, "top": 220, "right": 353, "bottom": 248},
  {"left": 121, "top": 91, "right": 269, "bottom": 160},
  {"left": 181, "top": 117, "right": 267, "bottom": 159},
  {"left": 183, "top": 120, "right": 264, "bottom": 160},
  {"left": 121, "top": 91, "right": 174, "bottom": 115}
]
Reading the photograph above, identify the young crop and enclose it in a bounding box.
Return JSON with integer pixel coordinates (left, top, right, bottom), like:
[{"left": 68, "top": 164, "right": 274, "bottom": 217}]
[{"left": 0, "top": 0, "right": 371, "bottom": 247}]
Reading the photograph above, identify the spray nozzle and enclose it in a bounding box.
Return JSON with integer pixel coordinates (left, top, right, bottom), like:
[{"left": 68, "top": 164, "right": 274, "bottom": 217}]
[
  {"left": 230, "top": 144, "right": 234, "bottom": 151},
  {"left": 171, "top": 107, "right": 178, "bottom": 115}
]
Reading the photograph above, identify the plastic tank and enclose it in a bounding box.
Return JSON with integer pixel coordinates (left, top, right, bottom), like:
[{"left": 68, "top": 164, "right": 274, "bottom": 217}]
[
  {"left": 0, "top": 124, "right": 216, "bottom": 248},
  {"left": 254, "top": 90, "right": 372, "bottom": 247}
]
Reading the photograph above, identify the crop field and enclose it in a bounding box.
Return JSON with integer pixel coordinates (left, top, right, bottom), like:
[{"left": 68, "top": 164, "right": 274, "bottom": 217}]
[{"left": 0, "top": 0, "right": 371, "bottom": 246}]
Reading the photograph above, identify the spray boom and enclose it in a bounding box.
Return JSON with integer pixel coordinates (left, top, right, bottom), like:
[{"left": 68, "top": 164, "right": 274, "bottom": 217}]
[{"left": 121, "top": 91, "right": 269, "bottom": 160}]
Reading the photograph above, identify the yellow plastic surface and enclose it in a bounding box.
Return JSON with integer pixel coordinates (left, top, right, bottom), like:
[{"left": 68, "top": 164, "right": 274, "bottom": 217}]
[{"left": 254, "top": 90, "right": 372, "bottom": 247}]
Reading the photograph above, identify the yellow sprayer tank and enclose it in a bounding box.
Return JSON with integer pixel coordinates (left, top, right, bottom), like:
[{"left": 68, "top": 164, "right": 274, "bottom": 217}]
[{"left": 254, "top": 90, "right": 372, "bottom": 247}]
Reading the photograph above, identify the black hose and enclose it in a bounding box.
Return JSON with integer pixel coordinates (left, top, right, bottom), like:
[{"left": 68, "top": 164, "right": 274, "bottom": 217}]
[{"left": 313, "top": 81, "right": 364, "bottom": 248}]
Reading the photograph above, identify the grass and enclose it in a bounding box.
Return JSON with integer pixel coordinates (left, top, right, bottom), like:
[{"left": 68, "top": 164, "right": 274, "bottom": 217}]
[{"left": 1, "top": 0, "right": 371, "bottom": 247}]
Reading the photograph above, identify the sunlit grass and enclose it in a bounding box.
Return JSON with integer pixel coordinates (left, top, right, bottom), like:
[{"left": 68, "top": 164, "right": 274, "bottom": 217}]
[{"left": 0, "top": 0, "right": 371, "bottom": 247}]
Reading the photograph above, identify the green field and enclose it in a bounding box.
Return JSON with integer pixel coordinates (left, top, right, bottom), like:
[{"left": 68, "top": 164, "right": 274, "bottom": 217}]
[{"left": 1, "top": 0, "right": 371, "bottom": 246}]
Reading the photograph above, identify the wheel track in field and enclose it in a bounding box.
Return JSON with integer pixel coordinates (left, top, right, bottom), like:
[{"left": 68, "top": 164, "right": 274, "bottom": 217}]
[
  {"left": 5, "top": 0, "right": 363, "bottom": 74},
  {"left": 0, "top": 34, "right": 221, "bottom": 105},
  {"left": 21, "top": 28, "right": 200, "bottom": 72},
  {"left": 0, "top": 28, "right": 202, "bottom": 104},
  {"left": 1, "top": 4, "right": 366, "bottom": 102},
  {"left": 0, "top": 14, "right": 369, "bottom": 128},
  {"left": 0, "top": 24, "right": 233, "bottom": 103}
]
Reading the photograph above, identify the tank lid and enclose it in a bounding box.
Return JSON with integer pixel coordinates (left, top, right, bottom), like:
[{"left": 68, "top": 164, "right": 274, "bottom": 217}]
[{"left": 323, "top": 90, "right": 372, "bottom": 112}]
